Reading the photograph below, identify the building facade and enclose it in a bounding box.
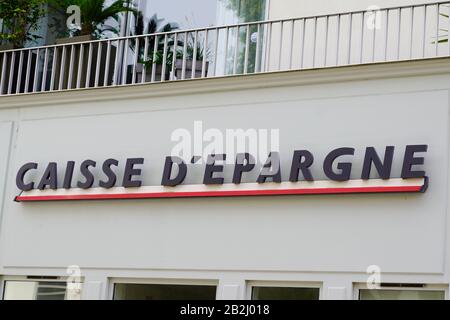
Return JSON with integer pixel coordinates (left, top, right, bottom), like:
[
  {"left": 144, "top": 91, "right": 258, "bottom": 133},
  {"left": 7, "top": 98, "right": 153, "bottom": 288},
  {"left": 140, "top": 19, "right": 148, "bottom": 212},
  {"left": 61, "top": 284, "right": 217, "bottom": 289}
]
[{"left": 0, "top": 0, "right": 450, "bottom": 300}]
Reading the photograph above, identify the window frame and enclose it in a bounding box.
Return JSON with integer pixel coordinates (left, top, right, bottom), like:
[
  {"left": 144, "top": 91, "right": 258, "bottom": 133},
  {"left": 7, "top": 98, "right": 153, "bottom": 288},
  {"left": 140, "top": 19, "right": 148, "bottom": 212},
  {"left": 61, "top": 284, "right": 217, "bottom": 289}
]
[
  {"left": 353, "top": 283, "right": 448, "bottom": 300},
  {"left": 1, "top": 275, "right": 83, "bottom": 300},
  {"left": 108, "top": 277, "right": 219, "bottom": 300},
  {"left": 245, "top": 280, "right": 323, "bottom": 300}
]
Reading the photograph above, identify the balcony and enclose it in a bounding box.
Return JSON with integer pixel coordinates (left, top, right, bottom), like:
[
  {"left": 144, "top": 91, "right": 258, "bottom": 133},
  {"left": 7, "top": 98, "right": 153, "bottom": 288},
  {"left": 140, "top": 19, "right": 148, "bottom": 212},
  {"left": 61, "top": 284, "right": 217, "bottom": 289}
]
[{"left": 0, "top": 1, "right": 449, "bottom": 96}]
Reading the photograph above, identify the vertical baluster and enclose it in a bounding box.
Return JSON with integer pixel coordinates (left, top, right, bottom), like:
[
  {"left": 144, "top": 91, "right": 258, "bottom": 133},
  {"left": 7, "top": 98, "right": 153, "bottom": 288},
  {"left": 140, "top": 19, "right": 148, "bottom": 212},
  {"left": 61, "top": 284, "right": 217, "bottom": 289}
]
[
  {"left": 373, "top": 11, "right": 377, "bottom": 62},
  {"left": 41, "top": 48, "right": 49, "bottom": 92},
  {"left": 32, "top": 48, "right": 40, "bottom": 92},
  {"left": 50, "top": 47, "right": 57, "bottom": 91},
  {"left": 384, "top": 10, "right": 390, "bottom": 60},
  {"left": 397, "top": 8, "right": 402, "bottom": 60},
  {"left": 324, "top": 16, "right": 329, "bottom": 66},
  {"left": 300, "top": 19, "right": 306, "bottom": 68},
  {"left": 67, "top": 45, "right": 75, "bottom": 89},
  {"left": 336, "top": 15, "right": 341, "bottom": 65},
  {"left": 121, "top": 39, "right": 128, "bottom": 85},
  {"left": 151, "top": 35, "right": 158, "bottom": 82},
  {"left": 255, "top": 24, "right": 261, "bottom": 72},
  {"left": 191, "top": 30, "right": 198, "bottom": 78},
  {"left": 410, "top": 6, "right": 415, "bottom": 59},
  {"left": 348, "top": 13, "right": 353, "bottom": 64},
  {"left": 435, "top": 4, "right": 440, "bottom": 56},
  {"left": 182, "top": 32, "right": 188, "bottom": 79},
  {"left": 24, "top": 49, "right": 33, "bottom": 92},
  {"left": 423, "top": 5, "right": 427, "bottom": 58},
  {"left": 448, "top": 2, "right": 450, "bottom": 56},
  {"left": 86, "top": 43, "right": 93, "bottom": 88},
  {"left": 243, "top": 24, "right": 250, "bottom": 74},
  {"left": 170, "top": 33, "right": 177, "bottom": 80},
  {"left": 232, "top": 27, "right": 239, "bottom": 75},
  {"left": 76, "top": 44, "right": 84, "bottom": 89},
  {"left": 113, "top": 40, "right": 121, "bottom": 85},
  {"left": 0, "top": 52, "right": 7, "bottom": 94},
  {"left": 95, "top": 41, "right": 102, "bottom": 87},
  {"left": 104, "top": 40, "right": 111, "bottom": 86},
  {"left": 213, "top": 28, "right": 220, "bottom": 76},
  {"left": 16, "top": 50, "right": 24, "bottom": 93},
  {"left": 201, "top": 29, "right": 209, "bottom": 77},
  {"left": 58, "top": 46, "right": 66, "bottom": 90},
  {"left": 265, "top": 22, "right": 272, "bottom": 71},
  {"left": 132, "top": 38, "right": 139, "bottom": 84},
  {"left": 360, "top": 12, "right": 365, "bottom": 63},
  {"left": 278, "top": 21, "right": 284, "bottom": 70},
  {"left": 142, "top": 36, "right": 149, "bottom": 83},
  {"left": 8, "top": 51, "right": 15, "bottom": 94},
  {"left": 288, "top": 19, "right": 295, "bottom": 69},
  {"left": 312, "top": 17, "right": 317, "bottom": 67},
  {"left": 161, "top": 34, "right": 168, "bottom": 81}
]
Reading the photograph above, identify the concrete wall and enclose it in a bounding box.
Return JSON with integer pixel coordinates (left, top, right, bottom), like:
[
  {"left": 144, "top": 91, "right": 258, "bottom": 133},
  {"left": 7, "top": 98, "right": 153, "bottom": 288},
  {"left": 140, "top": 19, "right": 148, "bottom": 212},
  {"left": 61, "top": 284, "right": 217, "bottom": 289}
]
[{"left": 0, "top": 58, "right": 450, "bottom": 299}]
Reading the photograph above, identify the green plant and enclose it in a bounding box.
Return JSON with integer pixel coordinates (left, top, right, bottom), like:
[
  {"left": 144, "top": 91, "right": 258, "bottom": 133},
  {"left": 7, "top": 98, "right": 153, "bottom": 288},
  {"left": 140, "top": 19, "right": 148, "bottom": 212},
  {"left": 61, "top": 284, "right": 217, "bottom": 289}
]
[
  {"left": 49, "top": 0, "right": 136, "bottom": 39},
  {"left": 131, "top": 13, "right": 181, "bottom": 69},
  {"left": 185, "top": 32, "right": 211, "bottom": 62},
  {"left": 0, "top": 0, "right": 46, "bottom": 48}
]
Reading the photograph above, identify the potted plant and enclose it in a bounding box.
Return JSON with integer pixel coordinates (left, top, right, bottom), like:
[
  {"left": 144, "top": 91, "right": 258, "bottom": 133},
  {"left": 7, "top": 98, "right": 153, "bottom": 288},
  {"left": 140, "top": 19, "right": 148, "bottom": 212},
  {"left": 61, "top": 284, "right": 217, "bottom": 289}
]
[
  {"left": 46, "top": 0, "right": 135, "bottom": 89},
  {"left": 49, "top": 0, "right": 135, "bottom": 44},
  {"left": 174, "top": 32, "right": 210, "bottom": 80},
  {"left": 129, "top": 13, "right": 180, "bottom": 83}
]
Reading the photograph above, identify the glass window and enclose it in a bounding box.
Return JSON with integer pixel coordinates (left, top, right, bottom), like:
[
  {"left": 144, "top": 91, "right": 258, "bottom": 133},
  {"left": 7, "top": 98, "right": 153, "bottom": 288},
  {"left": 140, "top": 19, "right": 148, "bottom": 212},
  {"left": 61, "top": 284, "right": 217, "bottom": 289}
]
[
  {"left": 252, "top": 286, "right": 320, "bottom": 300},
  {"left": 359, "top": 289, "right": 445, "bottom": 300},
  {"left": 3, "top": 280, "right": 81, "bottom": 300},
  {"left": 113, "top": 283, "right": 217, "bottom": 300}
]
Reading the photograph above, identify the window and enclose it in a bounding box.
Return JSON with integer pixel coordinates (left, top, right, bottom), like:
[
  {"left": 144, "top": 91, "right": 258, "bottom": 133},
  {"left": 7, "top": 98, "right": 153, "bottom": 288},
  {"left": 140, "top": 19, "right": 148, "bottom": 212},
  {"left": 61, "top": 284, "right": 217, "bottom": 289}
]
[
  {"left": 113, "top": 283, "right": 217, "bottom": 300},
  {"left": 248, "top": 282, "right": 321, "bottom": 300},
  {"left": 357, "top": 284, "right": 446, "bottom": 300},
  {"left": 3, "top": 280, "right": 81, "bottom": 300},
  {"left": 252, "top": 286, "right": 320, "bottom": 300}
]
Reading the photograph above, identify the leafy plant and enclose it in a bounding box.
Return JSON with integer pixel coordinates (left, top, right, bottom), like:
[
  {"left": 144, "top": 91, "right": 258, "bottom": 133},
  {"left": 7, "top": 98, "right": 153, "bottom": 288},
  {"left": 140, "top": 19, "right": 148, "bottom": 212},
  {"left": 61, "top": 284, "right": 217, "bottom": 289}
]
[
  {"left": 131, "top": 13, "right": 181, "bottom": 69},
  {"left": 49, "top": 0, "right": 136, "bottom": 39},
  {"left": 185, "top": 32, "right": 211, "bottom": 62},
  {"left": 0, "top": 0, "right": 46, "bottom": 48}
]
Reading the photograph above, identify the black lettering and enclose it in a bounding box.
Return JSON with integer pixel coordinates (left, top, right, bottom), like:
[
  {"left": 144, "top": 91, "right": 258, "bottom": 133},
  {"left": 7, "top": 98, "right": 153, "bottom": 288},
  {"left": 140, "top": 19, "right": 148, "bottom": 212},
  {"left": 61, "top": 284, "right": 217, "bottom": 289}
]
[
  {"left": 203, "top": 154, "right": 226, "bottom": 185},
  {"left": 37, "top": 162, "right": 58, "bottom": 190},
  {"left": 401, "top": 145, "right": 428, "bottom": 178},
  {"left": 232, "top": 153, "right": 255, "bottom": 184},
  {"left": 361, "top": 146, "right": 394, "bottom": 179},
  {"left": 122, "top": 158, "right": 144, "bottom": 187},
  {"left": 289, "top": 150, "right": 314, "bottom": 182},
  {"left": 161, "top": 156, "right": 187, "bottom": 186},
  {"left": 77, "top": 160, "right": 96, "bottom": 189},
  {"left": 63, "top": 161, "right": 75, "bottom": 189},
  {"left": 257, "top": 152, "right": 282, "bottom": 183},
  {"left": 99, "top": 158, "right": 118, "bottom": 188},
  {"left": 16, "top": 162, "right": 38, "bottom": 191},
  {"left": 323, "top": 147, "right": 355, "bottom": 181}
]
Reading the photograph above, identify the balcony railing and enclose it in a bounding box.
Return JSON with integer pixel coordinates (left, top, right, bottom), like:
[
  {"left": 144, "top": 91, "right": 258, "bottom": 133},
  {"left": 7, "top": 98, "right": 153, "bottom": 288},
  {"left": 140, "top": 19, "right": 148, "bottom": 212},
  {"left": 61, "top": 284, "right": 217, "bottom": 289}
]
[{"left": 0, "top": 1, "right": 449, "bottom": 96}]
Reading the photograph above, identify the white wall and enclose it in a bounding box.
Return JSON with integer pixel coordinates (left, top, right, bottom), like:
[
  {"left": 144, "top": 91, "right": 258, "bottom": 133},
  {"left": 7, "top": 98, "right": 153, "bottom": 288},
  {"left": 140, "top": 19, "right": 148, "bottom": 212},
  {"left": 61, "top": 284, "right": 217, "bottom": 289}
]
[{"left": 0, "top": 58, "right": 449, "bottom": 299}]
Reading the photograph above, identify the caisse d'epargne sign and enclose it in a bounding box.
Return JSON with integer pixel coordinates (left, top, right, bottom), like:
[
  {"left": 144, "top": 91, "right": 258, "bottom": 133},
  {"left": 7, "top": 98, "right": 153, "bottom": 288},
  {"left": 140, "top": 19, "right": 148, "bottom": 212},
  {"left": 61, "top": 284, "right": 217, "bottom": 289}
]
[{"left": 15, "top": 145, "right": 428, "bottom": 202}]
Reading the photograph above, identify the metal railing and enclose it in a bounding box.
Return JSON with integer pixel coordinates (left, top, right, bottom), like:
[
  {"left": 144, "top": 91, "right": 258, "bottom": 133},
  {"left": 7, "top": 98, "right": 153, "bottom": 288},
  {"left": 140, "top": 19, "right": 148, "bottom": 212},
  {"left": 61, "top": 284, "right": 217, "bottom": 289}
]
[{"left": 0, "top": 1, "right": 449, "bottom": 96}]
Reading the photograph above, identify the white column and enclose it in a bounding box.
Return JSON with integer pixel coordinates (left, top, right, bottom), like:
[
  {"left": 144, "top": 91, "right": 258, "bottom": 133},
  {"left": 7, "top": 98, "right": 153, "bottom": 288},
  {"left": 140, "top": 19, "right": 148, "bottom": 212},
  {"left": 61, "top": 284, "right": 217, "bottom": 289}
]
[{"left": 216, "top": 278, "right": 246, "bottom": 300}]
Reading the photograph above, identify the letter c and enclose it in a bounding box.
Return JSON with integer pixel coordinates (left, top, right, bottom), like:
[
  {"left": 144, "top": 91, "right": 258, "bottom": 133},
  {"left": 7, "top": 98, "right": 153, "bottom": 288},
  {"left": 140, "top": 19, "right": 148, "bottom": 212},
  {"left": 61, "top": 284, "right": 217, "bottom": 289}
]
[{"left": 16, "top": 162, "right": 38, "bottom": 191}]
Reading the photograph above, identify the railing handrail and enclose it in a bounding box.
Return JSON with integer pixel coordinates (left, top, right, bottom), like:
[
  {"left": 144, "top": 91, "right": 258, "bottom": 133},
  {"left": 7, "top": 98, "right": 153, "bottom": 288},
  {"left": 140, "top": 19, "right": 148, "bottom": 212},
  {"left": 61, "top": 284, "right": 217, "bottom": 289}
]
[{"left": 1, "top": 0, "right": 449, "bottom": 53}]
